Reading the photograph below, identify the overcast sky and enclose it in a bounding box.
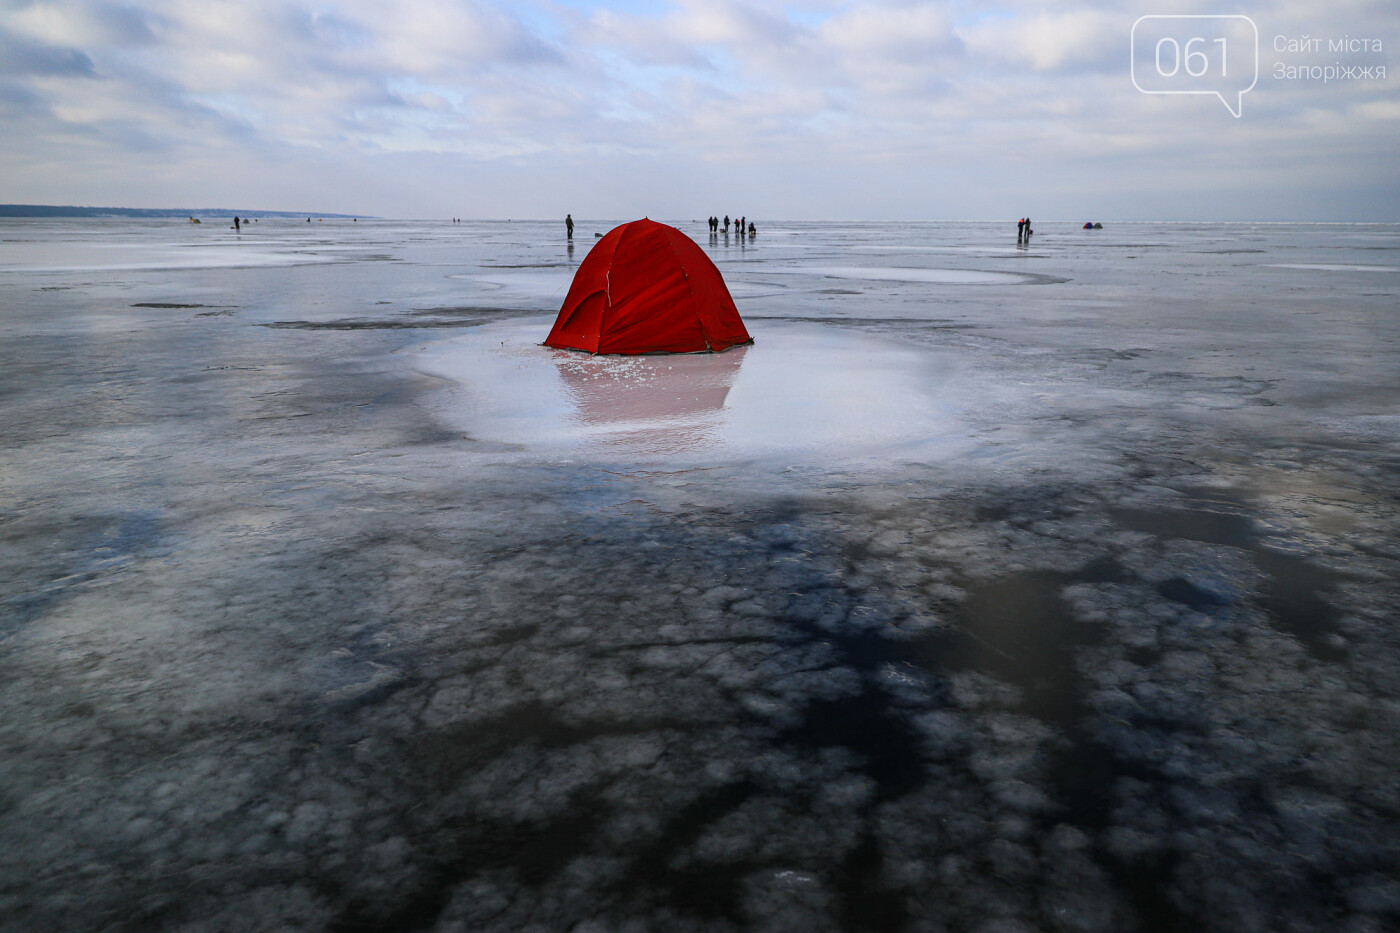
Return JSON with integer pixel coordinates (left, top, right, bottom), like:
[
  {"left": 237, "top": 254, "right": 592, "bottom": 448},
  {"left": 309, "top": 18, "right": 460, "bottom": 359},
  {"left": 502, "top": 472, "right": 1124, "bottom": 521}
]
[{"left": 1, "top": 0, "right": 1395, "bottom": 220}]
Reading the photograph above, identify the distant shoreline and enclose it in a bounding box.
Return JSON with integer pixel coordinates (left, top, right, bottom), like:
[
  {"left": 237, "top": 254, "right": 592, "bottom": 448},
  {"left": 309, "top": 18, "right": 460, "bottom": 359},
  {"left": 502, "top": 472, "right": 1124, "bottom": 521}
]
[{"left": 0, "top": 204, "right": 365, "bottom": 219}]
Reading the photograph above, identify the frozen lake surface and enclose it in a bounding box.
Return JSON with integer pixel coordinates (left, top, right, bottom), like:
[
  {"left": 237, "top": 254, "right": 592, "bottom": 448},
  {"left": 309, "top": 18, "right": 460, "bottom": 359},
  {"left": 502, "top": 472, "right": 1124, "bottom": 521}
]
[{"left": 2, "top": 218, "right": 1399, "bottom": 931}]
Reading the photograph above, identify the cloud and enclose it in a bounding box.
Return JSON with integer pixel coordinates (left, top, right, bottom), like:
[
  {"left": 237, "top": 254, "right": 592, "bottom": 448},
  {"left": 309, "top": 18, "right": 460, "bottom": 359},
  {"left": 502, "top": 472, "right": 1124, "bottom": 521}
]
[
  {"left": 3, "top": 0, "right": 155, "bottom": 47},
  {"left": 959, "top": 9, "right": 1121, "bottom": 73},
  {"left": 0, "top": 0, "right": 1395, "bottom": 219},
  {"left": 821, "top": 2, "right": 962, "bottom": 60},
  {"left": 0, "top": 28, "right": 98, "bottom": 77}
]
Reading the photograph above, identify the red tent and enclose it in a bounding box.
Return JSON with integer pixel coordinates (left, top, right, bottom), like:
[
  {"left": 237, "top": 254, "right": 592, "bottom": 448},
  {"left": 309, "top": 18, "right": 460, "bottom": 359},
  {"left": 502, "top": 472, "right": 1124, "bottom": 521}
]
[{"left": 544, "top": 219, "right": 752, "bottom": 354}]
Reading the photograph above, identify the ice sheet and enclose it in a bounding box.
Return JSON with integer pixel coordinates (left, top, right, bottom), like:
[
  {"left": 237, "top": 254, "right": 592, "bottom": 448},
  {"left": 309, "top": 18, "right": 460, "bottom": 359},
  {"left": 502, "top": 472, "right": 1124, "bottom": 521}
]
[
  {"left": 0, "top": 220, "right": 361, "bottom": 273},
  {"left": 758, "top": 264, "right": 1037, "bottom": 284},
  {"left": 2, "top": 217, "right": 1399, "bottom": 933},
  {"left": 1265, "top": 262, "right": 1400, "bottom": 272}
]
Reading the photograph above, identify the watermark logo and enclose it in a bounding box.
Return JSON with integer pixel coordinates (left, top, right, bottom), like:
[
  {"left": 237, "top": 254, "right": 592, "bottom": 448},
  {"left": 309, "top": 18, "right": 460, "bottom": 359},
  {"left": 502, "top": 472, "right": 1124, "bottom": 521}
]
[{"left": 1132, "top": 15, "right": 1259, "bottom": 117}]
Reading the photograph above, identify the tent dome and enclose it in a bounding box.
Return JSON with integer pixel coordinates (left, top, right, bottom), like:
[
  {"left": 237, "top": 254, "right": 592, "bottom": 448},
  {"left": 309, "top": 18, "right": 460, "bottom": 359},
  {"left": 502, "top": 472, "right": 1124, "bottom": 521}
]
[{"left": 544, "top": 219, "right": 752, "bottom": 355}]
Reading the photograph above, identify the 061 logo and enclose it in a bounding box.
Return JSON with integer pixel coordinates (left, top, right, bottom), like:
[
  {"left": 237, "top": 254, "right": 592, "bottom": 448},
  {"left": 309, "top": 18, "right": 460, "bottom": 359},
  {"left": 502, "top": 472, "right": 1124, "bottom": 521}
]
[{"left": 1132, "top": 15, "right": 1259, "bottom": 117}]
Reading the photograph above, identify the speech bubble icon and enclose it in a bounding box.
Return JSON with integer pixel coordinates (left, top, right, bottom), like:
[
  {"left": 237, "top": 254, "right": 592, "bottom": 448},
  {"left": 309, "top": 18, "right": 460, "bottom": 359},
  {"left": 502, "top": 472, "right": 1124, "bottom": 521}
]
[{"left": 1132, "top": 15, "right": 1258, "bottom": 117}]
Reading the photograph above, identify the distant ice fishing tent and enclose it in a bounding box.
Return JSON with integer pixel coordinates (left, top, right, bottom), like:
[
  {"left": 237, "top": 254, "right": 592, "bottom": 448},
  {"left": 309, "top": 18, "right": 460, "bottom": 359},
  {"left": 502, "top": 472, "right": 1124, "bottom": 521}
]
[{"left": 544, "top": 219, "right": 752, "bottom": 355}]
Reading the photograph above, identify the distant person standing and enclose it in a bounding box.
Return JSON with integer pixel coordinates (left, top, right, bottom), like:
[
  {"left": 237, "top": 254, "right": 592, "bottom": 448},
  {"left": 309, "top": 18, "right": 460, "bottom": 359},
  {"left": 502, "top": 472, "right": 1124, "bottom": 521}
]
[
  {"left": 723, "top": 215, "right": 730, "bottom": 233},
  {"left": 566, "top": 214, "right": 574, "bottom": 239},
  {"left": 1017, "top": 218, "right": 1024, "bottom": 238},
  {"left": 1025, "top": 217, "right": 1032, "bottom": 237},
  {"left": 233, "top": 216, "right": 240, "bottom": 232}
]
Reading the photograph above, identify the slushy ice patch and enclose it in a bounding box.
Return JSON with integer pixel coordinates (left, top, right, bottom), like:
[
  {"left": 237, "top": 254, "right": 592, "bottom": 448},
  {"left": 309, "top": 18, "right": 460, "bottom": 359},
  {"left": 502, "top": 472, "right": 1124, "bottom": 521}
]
[{"left": 417, "top": 319, "right": 969, "bottom": 465}]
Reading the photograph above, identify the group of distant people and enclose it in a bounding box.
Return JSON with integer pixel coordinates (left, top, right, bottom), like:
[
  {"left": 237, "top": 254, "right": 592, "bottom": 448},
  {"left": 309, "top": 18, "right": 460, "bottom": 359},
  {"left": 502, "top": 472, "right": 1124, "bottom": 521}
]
[
  {"left": 227, "top": 216, "right": 328, "bottom": 230},
  {"left": 1017, "top": 217, "right": 1033, "bottom": 240},
  {"left": 562, "top": 213, "right": 756, "bottom": 241},
  {"left": 709, "top": 215, "right": 755, "bottom": 238}
]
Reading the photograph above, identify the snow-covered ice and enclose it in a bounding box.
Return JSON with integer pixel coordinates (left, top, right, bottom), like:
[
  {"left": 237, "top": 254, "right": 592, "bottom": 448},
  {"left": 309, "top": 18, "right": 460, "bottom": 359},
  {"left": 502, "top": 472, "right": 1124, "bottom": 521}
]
[
  {"left": 417, "top": 319, "right": 969, "bottom": 466},
  {"left": 1, "top": 217, "right": 1398, "bottom": 932}
]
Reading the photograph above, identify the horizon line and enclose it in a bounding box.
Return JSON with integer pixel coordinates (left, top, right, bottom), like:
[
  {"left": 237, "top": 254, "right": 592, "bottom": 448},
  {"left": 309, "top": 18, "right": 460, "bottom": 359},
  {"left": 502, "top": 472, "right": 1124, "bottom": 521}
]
[{"left": 2, "top": 205, "right": 1398, "bottom": 225}]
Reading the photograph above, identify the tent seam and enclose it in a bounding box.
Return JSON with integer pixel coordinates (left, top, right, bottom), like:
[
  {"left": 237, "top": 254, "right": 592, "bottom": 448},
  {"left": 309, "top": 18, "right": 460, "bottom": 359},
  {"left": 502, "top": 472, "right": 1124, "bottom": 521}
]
[
  {"left": 598, "top": 224, "right": 633, "bottom": 347},
  {"left": 657, "top": 226, "right": 710, "bottom": 351}
]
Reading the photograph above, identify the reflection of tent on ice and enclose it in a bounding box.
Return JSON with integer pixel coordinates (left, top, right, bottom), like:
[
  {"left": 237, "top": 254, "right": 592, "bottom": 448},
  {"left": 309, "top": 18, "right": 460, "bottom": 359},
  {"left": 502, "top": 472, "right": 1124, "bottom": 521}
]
[
  {"left": 544, "top": 219, "right": 752, "bottom": 355},
  {"left": 554, "top": 349, "right": 747, "bottom": 426}
]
